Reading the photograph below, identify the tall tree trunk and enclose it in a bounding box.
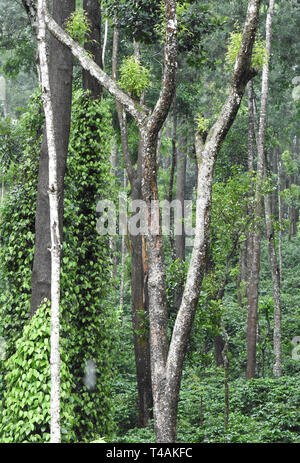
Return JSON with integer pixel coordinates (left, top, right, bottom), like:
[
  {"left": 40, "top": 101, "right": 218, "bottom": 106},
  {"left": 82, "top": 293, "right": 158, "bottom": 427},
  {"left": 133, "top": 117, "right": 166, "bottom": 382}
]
[
  {"left": 109, "top": 137, "right": 118, "bottom": 279},
  {"left": 37, "top": 0, "right": 62, "bottom": 443},
  {"left": 246, "top": 0, "right": 275, "bottom": 380},
  {"left": 30, "top": 0, "right": 75, "bottom": 316},
  {"left": 168, "top": 100, "right": 177, "bottom": 259},
  {"left": 119, "top": 169, "right": 127, "bottom": 311},
  {"left": 277, "top": 148, "right": 283, "bottom": 280}
]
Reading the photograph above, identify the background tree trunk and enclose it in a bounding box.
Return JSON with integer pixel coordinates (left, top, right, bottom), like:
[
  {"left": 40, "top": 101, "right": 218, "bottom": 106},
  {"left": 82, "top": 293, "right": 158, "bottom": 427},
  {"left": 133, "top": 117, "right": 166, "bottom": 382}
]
[
  {"left": 112, "top": 18, "right": 153, "bottom": 427},
  {"left": 246, "top": 0, "right": 275, "bottom": 380}
]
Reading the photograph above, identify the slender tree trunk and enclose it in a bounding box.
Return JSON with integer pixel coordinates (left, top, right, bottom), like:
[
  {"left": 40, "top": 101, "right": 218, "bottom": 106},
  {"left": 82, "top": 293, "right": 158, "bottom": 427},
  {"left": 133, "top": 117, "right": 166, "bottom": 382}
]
[
  {"left": 109, "top": 137, "right": 118, "bottom": 279},
  {"left": 264, "top": 161, "right": 281, "bottom": 376},
  {"left": 174, "top": 133, "right": 186, "bottom": 262},
  {"left": 222, "top": 328, "right": 229, "bottom": 431},
  {"left": 277, "top": 148, "right": 283, "bottom": 281},
  {"left": 30, "top": 0, "right": 75, "bottom": 316},
  {"left": 119, "top": 169, "right": 127, "bottom": 311},
  {"left": 37, "top": 0, "right": 62, "bottom": 443},
  {"left": 241, "top": 80, "right": 256, "bottom": 309},
  {"left": 246, "top": 0, "right": 275, "bottom": 380},
  {"left": 102, "top": 17, "right": 108, "bottom": 70},
  {"left": 168, "top": 100, "right": 177, "bottom": 258}
]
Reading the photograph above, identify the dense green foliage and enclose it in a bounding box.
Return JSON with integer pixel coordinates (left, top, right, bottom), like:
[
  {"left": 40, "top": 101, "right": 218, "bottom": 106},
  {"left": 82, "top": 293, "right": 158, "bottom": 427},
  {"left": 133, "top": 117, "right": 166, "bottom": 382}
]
[
  {"left": 0, "top": 90, "right": 118, "bottom": 442},
  {"left": 0, "top": 301, "right": 75, "bottom": 443},
  {"left": 0, "top": 0, "right": 300, "bottom": 445},
  {"left": 61, "top": 90, "right": 118, "bottom": 441}
]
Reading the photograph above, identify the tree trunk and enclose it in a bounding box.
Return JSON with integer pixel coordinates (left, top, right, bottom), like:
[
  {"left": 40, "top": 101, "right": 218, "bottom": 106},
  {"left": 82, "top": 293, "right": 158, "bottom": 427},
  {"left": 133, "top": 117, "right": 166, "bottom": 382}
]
[
  {"left": 277, "top": 148, "right": 283, "bottom": 281},
  {"left": 263, "top": 165, "right": 282, "bottom": 376},
  {"left": 246, "top": 0, "right": 275, "bottom": 380},
  {"left": 30, "top": 0, "right": 74, "bottom": 317},
  {"left": 174, "top": 133, "right": 186, "bottom": 262},
  {"left": 37, "top": 0, "right": 62, "bottom": 443},
  {"left": 119, "top": 169, "right": 127, "bottom": 311},
  {"left": 168, "top": 100, "right": 177, "bottom": 258}
]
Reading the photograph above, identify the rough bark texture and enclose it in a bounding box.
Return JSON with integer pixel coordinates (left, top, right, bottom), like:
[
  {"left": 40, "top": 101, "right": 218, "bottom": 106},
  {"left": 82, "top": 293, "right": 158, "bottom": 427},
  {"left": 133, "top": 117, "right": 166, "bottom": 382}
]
[
  {"left": 37, "top": 0, "right": 62, "bottom": 443},
  {"left": 168, "top": 102, "right": 177, "bottom": 259},
  {"left": 162, "top": 0, "right": 261, "bottom": 440},
  {"left": 246, "top": 0, "right": 275, "bottom": 380},
  {"left": 30, "top": 0, "right": 75, "bottom": 316},
  {"left": 82, "top": 0, "right": 102, "bottom": 99}
]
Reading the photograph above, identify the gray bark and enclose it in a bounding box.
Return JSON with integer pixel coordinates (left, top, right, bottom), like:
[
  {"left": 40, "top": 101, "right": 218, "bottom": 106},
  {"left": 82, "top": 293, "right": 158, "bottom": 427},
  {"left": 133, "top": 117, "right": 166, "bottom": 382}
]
[
  {"left": 175, "top": 133, "right": 186, "bottom": 262},
  {"left": 112, "top": 18, "right": 153, "bottom": 427}
]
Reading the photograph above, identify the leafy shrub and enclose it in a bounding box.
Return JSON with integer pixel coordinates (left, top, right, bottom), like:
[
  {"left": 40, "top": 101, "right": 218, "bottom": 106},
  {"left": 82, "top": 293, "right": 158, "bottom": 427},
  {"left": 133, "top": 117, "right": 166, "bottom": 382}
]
[
  {"left": 65, "top": 9, "right": 91, "bottom": 45},
  {"left": 226, "top": 30, "right": 266, "bottom": 71},
  {"left": 119, "top": 56, "right": 152, "bottom": 99}
]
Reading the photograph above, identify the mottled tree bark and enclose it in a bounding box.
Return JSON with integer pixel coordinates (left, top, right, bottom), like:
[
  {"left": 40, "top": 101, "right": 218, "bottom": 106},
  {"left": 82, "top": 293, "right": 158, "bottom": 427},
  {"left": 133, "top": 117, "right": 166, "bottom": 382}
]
[
  {"left": 175, "top": 134, "right": 186, "bottom": 262},
  {"left": 264, "top": 159, "right": 281, "bottom": 377},
  {"left": 168, "top": 100, "right": 177, "bottom": 259}
]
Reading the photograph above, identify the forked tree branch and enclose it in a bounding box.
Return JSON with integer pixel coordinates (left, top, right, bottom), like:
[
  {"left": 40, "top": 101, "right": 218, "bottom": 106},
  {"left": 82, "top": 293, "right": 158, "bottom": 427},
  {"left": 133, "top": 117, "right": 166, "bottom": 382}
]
[{"left": 166, "top": 0, "right": 262, "bottom": 388}]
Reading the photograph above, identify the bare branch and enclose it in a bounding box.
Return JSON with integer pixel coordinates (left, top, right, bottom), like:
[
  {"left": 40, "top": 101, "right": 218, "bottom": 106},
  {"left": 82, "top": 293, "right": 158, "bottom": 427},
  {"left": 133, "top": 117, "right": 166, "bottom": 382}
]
[{"left": 44, "top": 9, "right": 149, "bottom": 127}]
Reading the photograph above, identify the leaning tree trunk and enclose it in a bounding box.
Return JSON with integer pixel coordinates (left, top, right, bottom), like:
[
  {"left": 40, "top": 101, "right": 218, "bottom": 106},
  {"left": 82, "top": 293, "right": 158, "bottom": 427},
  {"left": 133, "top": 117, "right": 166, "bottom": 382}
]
[
  {"left": 30, "top": 0, "right": 75, "bottom": 316},
  {"left": 37, "top": 0, "right": 62, "bottom": 443}
]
